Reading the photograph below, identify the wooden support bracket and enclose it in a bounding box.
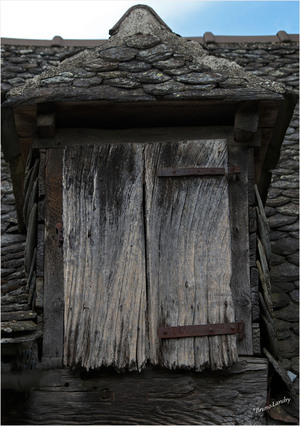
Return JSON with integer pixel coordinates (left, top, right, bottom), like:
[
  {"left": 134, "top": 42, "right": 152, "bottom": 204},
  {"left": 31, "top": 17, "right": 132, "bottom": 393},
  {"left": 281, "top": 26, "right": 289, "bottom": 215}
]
[
  {"left": 234, "top": 102, "right": 259, "bottom": 143},
  {"left": 37, "top": 113, "right": 56, "bottom": 138}
]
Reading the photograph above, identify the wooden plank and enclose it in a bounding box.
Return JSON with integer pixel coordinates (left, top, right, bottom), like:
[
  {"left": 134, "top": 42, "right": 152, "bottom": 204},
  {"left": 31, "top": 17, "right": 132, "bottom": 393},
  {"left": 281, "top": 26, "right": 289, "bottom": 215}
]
[
  {"left": 23, "top": 159, "right": 39, "bottom": 224},
  {"left": 36, "top": 224, "right": 44, "bottom": 277},
  {"left": 22, "top": 359, "right": 268, "bottom": 425},
  {"left": 234, "top": 102, "right": 259, "bottom": 142},
  {"left": 35, "top": 277, "right": 44, "bottom": 308},
  {"left": 37, "top": 113, "right": 56, "bottom": 138},
  {"left": 19, "top": 138, "right": 32, "bottom": 165},
  {"left": 38, "top": 150, "right": 47, "bottom": 199},
  {"left": 252, "top": 323, "right": 261, "bottom": 355},
  {"left": 63, "top": 145, "right": 147, "bottom": 371},
  {"left": 247, "top": 147, "right": 256, "bottom": 204},
  {"left": 1, "top": 107, "right": 20, "bottom": 162},
  {"left": 257, "top": 239, "right": 271, "bottom": 293},
  {"left": 43, "top": 149, "right": 64, "bottom": 362},
  {"left": 263, "top": 348, "right": 295, "bottom": 393},
  {"left": 255, "top": 185, "right": 271, "bottom": 261},
  {"left": 14, "top": 106, "right": 36, "bottom": 139},
  {"left": 251, "top": 266, "right": 260, "bottom": 322},
  {"left": 8, "top": 154, "right": 26, "bottom": 233},
  {"left": 145, "top": 140, "right": 238, "bottom": 370},
  {"left": 24, "top": 204, "right": 37, "bottom": 275},
  {"left": 228, "top": 145, "right": 253, "bottom": 355},
  {"left": 259, "top": 293, "right": 280, "bottom": 359},
  {"left": 33, "top": 126, "right": 233, "bottom": 148}
]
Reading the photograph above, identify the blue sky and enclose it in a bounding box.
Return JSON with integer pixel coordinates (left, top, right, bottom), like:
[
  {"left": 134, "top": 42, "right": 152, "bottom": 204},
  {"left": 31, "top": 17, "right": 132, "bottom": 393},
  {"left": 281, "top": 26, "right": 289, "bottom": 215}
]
[{"left": 0, "top": 1, "right": 299, "bottom": 39}]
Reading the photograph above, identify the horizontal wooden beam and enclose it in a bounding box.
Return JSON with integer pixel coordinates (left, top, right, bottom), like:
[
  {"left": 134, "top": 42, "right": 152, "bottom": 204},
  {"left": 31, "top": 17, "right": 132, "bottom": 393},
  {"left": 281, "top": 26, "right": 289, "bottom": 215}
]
[
  {"left": 33, "top": 126, "right": 233, "bottom": 148},
  {"left": 17, "top": 358, "right": 268, "bottom": 425}
]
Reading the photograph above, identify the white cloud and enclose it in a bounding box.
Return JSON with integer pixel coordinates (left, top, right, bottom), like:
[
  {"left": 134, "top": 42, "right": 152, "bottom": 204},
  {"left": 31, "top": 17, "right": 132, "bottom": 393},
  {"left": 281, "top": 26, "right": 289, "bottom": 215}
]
[{"left": 0, "top": 0, "right": 208, "bottom": 39}]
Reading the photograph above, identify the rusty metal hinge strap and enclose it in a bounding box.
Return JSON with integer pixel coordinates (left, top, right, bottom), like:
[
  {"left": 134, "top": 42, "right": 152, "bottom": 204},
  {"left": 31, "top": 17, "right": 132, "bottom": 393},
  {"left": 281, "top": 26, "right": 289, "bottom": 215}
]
[
  {"left": 158, "top": 321, "right": 245, "bottom": 340},
  {"left": 157, "top": 166, "right": 241, "bottom": 177}
]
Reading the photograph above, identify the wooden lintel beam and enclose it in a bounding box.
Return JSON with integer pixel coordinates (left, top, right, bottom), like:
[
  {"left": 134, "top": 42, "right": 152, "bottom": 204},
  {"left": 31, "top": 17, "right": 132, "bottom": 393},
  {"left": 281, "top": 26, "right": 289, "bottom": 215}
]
[
  {"left": 37, "top": 113, "right": 56, "bottom": 138},
  {"left": 14, "top": 105, "right": 37, "bottom": 139},
  {"left": 234, "top": 102, "right": 259, "bottom": 143}
]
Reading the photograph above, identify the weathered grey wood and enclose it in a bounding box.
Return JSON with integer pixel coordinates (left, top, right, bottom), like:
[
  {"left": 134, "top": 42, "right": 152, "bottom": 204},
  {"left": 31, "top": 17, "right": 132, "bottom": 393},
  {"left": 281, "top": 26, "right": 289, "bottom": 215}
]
[
  {"left": 257, "top": 238, "right": 271, "bottom": 293},
  {"left": 24, "top": 203, "right": 37, "bottom": 274},
  {"left": 43, "top": 149, "right": 64, "bottom": 362},
  {"left": 1, "top": 107, "right": 21, "bottom": 162},
  {"left": 63, "top": 145, "right": 147, "bottom": 371},
  {"left": 25, "top": 178, "right": 38, "bottom": 226},
  {"left": 9, "top": 154, "right": 26, "bottom": 233},
  {"left": 251, "top": 266, "right": 260, "bottom": 322},
  {"left": 23, "top": 157, "right": 37, "bottom": 196},
  {"left": 28, "top": 271, "right": 36, "bottom": 306},
  {"left": 36, "top": 224, "right": 44, "bottom": 277},
  {"left": 37, "top": 113, "right": 56, "bottom": 138},
  {"left": 228, "top": 145, "right": 253, "bottom": 355},
  {"left": 38, "top": 150, "right": 46, "bottom": 199},
  {"left": 247, "top": 147, "right": 256, "bottom": 204},
  {"left": 14, "top": 105, "right": 37, "bottom": 139},
  {"left": 145, "top": 140, "right": 238, "bottom": 370},
  {"left": 255, "top": 185, "right": 271, "bottom": 261},
  {"left": 22, "top": 358, "right": 267, "bottom": 425},
  {"left": 24, "top": 146, "right": 34, "bottom": 178},
  {"left": 249, "top": 232, "right": 256, "bottom": 267},
  {"left": 35, "top": 277, "right": 44, "bottom": 308},
  {"left": 33, "top": 126, "right": 233, "bottom": 148},
  {"left": 252, "top": 323, "right": 261, "bottom": 355},
  {"left": 23, "top": 159, "right": 39, "bottom": 221},
  {"left": 26, "top": 247, "right": 37, "bottom": 291},
  {"left": 234, "top": 102, "right": 259, "bottom": 142},
  {"left": 256, "top": 260, "right": 272, "bottom": 312},
  {"left": 249, "top": 206, "right": 257, "bottom": 233},
  {"left": 38, "top": 198, "right": 45, "bottom": 223},
  {"left": 259, "top": 293, "right": 279, "bottom": 359},
  {"left": 263, "top": 348, "right": 295, "bottom": 393},
  {"left": 19, "top": 137, "right": 33, "bottom": 165}
]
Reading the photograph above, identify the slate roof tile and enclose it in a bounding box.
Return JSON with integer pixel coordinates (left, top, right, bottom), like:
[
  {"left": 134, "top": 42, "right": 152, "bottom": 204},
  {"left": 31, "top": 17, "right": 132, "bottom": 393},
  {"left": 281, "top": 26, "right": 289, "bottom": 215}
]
[{"left": 2, "top": 5, "right": 288, "bottom": 108}]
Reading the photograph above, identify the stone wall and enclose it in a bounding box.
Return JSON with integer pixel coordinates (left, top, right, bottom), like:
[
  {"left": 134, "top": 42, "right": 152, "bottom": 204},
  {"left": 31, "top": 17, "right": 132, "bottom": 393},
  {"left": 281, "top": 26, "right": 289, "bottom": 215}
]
[
  {"left": 205, "top": 40, "right": 299, "bottom": 385},
  {"left": 1, "top": 36, "right": 299, "bottom": 404},
  {"left": 1, "top": 152, "right": 27, "bottom": 307}
]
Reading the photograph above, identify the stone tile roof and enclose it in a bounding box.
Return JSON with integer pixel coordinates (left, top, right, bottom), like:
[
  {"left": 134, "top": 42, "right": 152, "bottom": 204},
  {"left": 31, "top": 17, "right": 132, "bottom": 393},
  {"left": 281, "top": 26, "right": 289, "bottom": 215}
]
[
  {"left": 2, "top": 5, "right": 287, "bottom": 108},
  {"left": 1, "top": 5, "right": 298, "bottom": 405}
]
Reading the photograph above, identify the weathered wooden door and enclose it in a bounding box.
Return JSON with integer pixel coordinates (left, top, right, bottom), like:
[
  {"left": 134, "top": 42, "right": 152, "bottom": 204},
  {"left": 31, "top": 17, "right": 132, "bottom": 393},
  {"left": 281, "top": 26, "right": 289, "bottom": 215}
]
[{"left": 63, "top": 137, "right": 246, "bottom": 371}]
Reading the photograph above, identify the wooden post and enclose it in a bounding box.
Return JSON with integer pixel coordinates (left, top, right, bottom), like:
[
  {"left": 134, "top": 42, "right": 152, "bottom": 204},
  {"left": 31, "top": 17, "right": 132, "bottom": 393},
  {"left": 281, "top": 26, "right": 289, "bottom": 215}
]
[
  {"left": 43, "top": 149, "right": 64, "bottom": 364},
  {"left": 228, "top": 143, "right": 253, "bottom": 355},
  {"left": 234, "top": 102, "right": 259, "bottom": 143}
]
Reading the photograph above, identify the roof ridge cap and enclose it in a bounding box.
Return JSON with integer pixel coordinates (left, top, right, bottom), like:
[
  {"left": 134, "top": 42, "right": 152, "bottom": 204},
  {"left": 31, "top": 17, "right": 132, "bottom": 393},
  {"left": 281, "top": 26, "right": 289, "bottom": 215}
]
[{"left": 109, "top": 4, "right": 173, "bottom": 36}]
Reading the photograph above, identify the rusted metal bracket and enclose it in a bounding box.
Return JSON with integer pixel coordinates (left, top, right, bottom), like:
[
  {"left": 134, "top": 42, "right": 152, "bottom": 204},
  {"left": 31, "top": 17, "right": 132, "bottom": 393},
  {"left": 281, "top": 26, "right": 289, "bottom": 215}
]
[
  {"left": 55, "top": 221, "right": 63, "bottom": 247},
  {"left": 157, "top": 166, "right": 241, "bottom": 178},
  {"left": 158, "top": 321, "right": 245, "bottom": 341}
]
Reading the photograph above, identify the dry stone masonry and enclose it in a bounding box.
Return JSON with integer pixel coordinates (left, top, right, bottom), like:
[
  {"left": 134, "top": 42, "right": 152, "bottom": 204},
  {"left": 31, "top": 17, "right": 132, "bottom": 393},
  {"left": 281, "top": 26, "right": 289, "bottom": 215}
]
[
  {"left": 1, "top": 12, "right": 298, "bottom": 423},
  {"left": 205, "top": 40, "right": 299, "bottom": 379}
]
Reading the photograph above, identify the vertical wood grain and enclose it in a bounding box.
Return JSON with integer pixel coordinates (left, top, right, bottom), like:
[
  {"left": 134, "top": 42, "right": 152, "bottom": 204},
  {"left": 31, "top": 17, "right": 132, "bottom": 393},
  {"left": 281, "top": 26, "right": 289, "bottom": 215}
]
[
  {"left": 63, "top": 145, "right": 147, "bottom": 371},
  {"left": 228, "top": 145, "right": 253, "bottom": 355},
  {"left": 145, "top": 140, "right": 238, "bottom": 370},
  {"left": 43, "top": 149, "right": 64, "bottom": 362}
]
